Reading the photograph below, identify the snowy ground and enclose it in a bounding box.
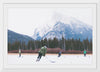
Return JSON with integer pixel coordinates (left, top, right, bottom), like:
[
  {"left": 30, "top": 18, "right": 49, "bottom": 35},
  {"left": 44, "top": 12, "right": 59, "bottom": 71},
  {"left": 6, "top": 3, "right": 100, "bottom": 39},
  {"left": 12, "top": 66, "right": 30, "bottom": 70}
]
[{"left": 8, "top": 54, "right": 92, "bottom": 64}]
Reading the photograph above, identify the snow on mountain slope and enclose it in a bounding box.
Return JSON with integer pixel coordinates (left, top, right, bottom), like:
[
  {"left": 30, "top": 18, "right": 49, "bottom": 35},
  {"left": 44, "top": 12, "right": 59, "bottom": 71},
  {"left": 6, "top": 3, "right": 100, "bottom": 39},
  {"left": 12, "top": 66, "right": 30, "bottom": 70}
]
[
  {"left": 33, "top": 13, "right": 92, "bottom": 41},
  {"left": 42, "top": 21, "right": 92, "bottom": 40}
]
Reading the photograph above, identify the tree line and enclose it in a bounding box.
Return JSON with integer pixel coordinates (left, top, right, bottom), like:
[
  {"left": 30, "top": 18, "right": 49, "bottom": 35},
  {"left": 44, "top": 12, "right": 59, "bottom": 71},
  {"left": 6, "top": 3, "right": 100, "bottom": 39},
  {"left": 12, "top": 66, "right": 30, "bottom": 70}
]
[{"left": 8, "top": 37, "right": 92, "bottom": 51}]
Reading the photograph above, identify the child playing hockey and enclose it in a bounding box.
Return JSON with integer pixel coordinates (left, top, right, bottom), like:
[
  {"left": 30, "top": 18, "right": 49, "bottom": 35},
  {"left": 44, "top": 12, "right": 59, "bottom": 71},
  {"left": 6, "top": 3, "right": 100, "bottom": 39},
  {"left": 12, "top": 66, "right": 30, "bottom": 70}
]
[
  {"left": 58, "top": 51, "right": 62, "bottom": 57},
  {"left": 84, "top": 50, "right": 87, "bottom": 57},
  {"left": 19, "top": 48, "right": 21, "bottom": 57},
  {"left": 36, "top": 45, "right": 47, "bottom": 62}
]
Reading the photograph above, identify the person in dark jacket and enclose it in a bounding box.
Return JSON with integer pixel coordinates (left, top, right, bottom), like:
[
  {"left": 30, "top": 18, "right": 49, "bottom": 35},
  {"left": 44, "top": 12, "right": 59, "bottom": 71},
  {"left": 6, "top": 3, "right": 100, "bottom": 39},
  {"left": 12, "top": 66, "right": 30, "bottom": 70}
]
[{"left": 58, "top": 51, "right": 62, "bottom": 57}]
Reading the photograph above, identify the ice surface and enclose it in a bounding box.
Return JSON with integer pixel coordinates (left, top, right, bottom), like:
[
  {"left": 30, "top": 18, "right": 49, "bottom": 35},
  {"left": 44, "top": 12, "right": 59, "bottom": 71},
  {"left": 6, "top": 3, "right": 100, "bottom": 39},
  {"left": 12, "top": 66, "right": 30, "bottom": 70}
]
[{"left": 8, "top": 54, "right": 92, "bottom": 64}]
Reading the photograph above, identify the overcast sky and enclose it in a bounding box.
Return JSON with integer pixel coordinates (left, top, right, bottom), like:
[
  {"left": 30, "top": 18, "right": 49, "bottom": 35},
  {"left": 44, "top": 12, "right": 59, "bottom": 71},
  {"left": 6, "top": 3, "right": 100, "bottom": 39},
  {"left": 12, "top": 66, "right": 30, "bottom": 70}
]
[{"left": 8, "top": 8, "right": 93, "bottom": 37}]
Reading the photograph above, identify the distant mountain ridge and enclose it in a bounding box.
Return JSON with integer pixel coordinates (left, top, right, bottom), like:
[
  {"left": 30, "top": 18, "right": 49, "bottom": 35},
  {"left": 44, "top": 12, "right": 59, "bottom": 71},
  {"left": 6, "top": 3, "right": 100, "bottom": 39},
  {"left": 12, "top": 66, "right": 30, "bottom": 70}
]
[{"left": 8, "top": 30, "right": 34, "bottom": 44}]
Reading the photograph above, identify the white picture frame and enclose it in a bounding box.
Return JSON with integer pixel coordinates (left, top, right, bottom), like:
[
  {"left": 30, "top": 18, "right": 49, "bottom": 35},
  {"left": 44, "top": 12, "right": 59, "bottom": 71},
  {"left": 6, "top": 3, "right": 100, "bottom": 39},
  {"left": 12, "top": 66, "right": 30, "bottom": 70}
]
[{"left": 0, "top": 0, "right": 100, "bottom": 72}]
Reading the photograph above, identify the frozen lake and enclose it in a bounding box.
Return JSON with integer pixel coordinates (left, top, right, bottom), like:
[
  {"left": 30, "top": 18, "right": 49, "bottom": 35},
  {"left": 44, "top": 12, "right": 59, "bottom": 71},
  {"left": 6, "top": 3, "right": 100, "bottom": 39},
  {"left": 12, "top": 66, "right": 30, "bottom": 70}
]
[{"left": 8, "top": 54, "right": 92, "bottom": 64}]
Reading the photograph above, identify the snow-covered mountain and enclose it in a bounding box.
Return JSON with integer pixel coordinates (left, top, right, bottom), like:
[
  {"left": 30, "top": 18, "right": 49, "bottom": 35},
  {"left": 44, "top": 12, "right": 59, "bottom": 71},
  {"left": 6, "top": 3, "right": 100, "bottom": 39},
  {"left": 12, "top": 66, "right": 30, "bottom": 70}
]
[
  {"left": 33, "top": 14, "right": 92, "bottom": 41},
  {"left": 42, "top": 21, "right": 92, "bottom": 41}
]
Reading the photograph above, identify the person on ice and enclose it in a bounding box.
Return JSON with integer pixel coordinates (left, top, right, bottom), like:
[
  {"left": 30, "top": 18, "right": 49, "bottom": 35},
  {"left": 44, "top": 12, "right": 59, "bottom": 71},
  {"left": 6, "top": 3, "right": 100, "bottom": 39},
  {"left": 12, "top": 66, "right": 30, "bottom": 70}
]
[
  {"left": 84, "top": 50, "right": 87, "bottom": 57},
  {"left": 58, "top": 51, "right": 62, "bottom": 57},
  {"left": 19, "top": 48, "right": 21, "bottom": 57},
  {"left": 36, "top": 45, "right": 47, "bottom": 62}
]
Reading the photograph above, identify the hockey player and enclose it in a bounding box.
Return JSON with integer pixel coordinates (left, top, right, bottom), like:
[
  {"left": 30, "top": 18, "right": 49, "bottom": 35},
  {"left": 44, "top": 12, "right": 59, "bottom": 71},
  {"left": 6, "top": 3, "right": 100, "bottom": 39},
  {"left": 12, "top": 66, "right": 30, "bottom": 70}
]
[
  {"left": 19, "top": 48, "right": 21, "bottom": 57},
  {"left": 84, "top": 50, "right": 87, "bottom": 57},
  {"left": 36, "top": 45, "right": 47, "bottom": 61},
  {"left": 58, "top": 51, "right": 62, "bottom": 57}
]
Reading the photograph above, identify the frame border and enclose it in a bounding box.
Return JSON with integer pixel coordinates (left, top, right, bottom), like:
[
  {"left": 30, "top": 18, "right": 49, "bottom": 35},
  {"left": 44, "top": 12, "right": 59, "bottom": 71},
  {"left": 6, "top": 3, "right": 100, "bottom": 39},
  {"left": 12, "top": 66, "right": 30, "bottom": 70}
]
[
  {"left": 0, "top": 0, "right": 100, "bottom": 72},
  {"left": 3, "top": 3, "right": 96, "bottom": 68}
]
